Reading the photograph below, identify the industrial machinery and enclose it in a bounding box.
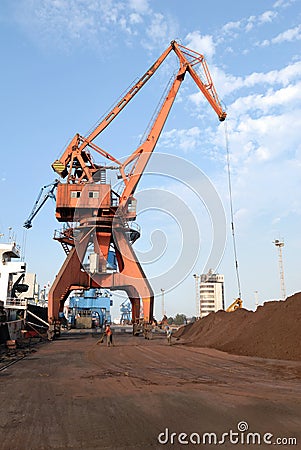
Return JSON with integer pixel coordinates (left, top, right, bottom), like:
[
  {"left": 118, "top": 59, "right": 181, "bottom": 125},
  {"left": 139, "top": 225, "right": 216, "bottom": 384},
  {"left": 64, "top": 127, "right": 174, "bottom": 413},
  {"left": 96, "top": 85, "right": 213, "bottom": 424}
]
[
  {"left": 28, "top": 40, "right": 226, "bottom": 334},
  {"left": 66, "top": 288, "right": 112, "bottom": 329},
  {"left": 120, "top": 300, "right": 132, "bottom": 324},
  {"left": 226, "top": 298, "right": 243, "bottom": 312},
  {"left": 24, "top": 181, "right": 58, "bottom": 229}
]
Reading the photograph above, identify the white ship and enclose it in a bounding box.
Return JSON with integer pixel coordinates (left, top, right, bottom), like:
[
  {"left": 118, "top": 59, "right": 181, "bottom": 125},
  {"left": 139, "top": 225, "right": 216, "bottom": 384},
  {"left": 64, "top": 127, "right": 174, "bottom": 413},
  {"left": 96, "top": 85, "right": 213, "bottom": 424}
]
[{"left": 0, "top": 242, "right": 28, "bottom": 343}]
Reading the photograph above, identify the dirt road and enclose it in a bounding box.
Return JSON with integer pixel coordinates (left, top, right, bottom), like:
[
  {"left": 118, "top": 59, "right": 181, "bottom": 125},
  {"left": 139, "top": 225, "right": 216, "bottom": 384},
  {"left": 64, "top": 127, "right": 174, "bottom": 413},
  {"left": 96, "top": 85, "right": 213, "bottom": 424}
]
[{"left": 1, "top": 330, "right": 300, "bottom": 449}]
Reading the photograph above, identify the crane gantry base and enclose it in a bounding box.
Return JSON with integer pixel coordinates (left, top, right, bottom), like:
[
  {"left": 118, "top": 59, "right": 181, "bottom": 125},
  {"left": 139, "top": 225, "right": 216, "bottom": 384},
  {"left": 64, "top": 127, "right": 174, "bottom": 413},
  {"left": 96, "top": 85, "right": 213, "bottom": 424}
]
[{"left": 48, "top": 220, "right": 154, "bottom": 327}]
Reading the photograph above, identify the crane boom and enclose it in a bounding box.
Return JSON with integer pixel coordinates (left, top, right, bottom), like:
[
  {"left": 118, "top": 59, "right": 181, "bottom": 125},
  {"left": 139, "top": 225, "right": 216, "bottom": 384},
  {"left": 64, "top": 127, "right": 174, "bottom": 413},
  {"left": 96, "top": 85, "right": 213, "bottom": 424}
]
[
  {"left": 52, "top": 43, "right": 174, "bottom": 177},
  {"left": 117, "top": 40, "right": 226, "bottom": 206},
  {"left": 173, "top": 42, "right": 225, "bottom": 120},
  {"left": 119, "top": 63, "right": 185, "bottom": 205},
  {"left": 52, "top": 40, "right": 226, "bottom": 185}
]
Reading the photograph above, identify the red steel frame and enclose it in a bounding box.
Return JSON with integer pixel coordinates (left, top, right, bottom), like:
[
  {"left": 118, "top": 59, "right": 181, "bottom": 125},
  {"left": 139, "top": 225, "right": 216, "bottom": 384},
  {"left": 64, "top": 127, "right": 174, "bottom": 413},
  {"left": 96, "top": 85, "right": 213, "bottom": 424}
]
[{"left": 48, "top": 40, "right": 226, "bottom": 326}]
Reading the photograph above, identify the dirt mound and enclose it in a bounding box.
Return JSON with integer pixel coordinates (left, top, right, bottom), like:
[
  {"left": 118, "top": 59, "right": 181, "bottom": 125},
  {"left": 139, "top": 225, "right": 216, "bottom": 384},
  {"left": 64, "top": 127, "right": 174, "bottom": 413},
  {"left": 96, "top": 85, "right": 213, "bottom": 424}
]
[{"left": 175, "top": 292, "right": 301, "bottom": 361}]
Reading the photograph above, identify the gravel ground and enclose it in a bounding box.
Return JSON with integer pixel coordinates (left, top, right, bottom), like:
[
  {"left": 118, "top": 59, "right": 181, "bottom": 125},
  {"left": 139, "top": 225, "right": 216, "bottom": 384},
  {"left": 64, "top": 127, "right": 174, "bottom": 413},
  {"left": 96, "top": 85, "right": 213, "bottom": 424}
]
[{"left": 0, "top": 329, "right": 300, "bottom": 449}]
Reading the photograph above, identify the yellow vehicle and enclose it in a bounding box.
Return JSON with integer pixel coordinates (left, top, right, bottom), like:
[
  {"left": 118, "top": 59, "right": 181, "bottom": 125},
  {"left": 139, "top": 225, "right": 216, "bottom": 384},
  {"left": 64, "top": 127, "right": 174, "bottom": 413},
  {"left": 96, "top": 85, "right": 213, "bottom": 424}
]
[{"left": 226, "top": 298, "right": 243, "bottom": 312}]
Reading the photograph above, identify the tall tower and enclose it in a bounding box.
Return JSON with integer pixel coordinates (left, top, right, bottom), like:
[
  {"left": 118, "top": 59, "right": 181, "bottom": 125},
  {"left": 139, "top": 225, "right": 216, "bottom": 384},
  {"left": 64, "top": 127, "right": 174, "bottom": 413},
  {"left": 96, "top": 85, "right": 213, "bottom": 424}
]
[
  {"left": 160, "top": 288, "right": 165, "bottom": 318},
  {"left": 193, "top": 274, "right": 200, "bottom": 318},
  {"left": 254, "top": 290, "right": 259, "bottom": 310},
  {"left": 273, "top": 239, "right": 286, "bottom": 300}
]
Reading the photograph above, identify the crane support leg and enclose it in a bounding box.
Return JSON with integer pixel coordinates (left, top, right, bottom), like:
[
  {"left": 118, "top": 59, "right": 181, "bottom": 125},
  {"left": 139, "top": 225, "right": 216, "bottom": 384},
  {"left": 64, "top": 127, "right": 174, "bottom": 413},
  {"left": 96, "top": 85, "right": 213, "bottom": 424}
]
[
  {"left": 93, "top": 223, "right": 154, "bottom": 322},
  {"left": 113, "top": 225, "right": 154, "bottom": 323},
  {"left": 92, "top": 271, "right": 153, "bottom": 336},
  {"left": 91, "top": 271, "right": 154, "bottom": 323},
  {"left": 47, "top": 230, "right": 91, "bottom": 321},
  {"left": 48, "top": 224, "right": 153, "bottom": 331}
]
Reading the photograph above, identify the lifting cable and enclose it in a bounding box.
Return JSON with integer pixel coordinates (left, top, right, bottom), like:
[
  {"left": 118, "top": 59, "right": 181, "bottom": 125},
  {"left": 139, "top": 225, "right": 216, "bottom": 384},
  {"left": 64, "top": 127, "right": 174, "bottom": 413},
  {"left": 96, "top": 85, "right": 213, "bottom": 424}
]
[
  {"left": 224, "top": 121, "right": 242, "bottom": 299},
  {"left": 21, "top": 228, "right": 28, "bottom": 262}
]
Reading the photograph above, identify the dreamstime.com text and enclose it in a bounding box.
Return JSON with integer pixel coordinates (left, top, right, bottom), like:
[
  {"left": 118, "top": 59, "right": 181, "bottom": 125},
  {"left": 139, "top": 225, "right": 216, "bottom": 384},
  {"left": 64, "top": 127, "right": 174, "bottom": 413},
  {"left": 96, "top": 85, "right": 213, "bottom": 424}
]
[{"left": 157, "top": 421, "right": 297, "bottom": 446}]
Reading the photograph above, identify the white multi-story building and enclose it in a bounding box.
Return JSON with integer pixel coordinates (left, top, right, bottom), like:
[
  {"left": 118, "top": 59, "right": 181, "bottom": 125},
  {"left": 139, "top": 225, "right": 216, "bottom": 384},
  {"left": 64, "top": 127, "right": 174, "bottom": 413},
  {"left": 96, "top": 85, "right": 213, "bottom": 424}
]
[{"left": 199, "top": 271, "right": 224, "bottom": 318}]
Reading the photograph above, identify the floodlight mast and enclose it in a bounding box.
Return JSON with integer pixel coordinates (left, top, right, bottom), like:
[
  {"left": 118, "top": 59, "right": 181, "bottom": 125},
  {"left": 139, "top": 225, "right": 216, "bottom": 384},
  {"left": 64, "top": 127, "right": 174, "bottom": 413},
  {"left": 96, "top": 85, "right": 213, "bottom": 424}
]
[{"left": 273, "top": 239, "right": 286, "bottom": 300}]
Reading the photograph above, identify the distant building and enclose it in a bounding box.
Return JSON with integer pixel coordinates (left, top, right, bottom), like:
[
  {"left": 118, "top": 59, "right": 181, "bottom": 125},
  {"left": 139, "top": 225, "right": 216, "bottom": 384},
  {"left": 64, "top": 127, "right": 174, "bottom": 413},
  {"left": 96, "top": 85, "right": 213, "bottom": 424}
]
[{"left": 199, "top": 271, "right": 225, "bottom": 318}]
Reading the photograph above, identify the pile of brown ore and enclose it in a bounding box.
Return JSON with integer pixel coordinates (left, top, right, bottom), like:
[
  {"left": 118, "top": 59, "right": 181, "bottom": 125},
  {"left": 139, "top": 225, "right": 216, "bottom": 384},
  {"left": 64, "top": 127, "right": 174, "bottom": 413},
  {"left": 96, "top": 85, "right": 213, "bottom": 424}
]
[{"left": 175, "top": 293, "right": 301, "bottom": 361}]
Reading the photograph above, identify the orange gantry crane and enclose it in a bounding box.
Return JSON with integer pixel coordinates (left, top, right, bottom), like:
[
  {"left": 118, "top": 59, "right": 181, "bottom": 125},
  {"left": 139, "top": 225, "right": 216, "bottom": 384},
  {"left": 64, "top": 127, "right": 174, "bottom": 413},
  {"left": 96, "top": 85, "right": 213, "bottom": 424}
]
[{"left": 48, "top": 40, "right": 226, "bottom": 333}]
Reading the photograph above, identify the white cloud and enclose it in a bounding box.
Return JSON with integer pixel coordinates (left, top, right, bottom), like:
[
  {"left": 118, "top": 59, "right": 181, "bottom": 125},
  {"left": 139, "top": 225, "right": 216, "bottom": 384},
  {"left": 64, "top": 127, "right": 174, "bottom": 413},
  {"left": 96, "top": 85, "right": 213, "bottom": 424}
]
[
  {"left": 213, "top": 112, "right": 301, "bottom": 236},
  {"left": 129, "top": 13, "right": 143, "bottom": 24},
  {"left": 245, "top": 15, "right": 256, "bottom": 32},
  {"left": 13, "top": 0, "right": 123, "bottom": 48},
  {"left": 273, "top": 0, "right": 296, "bottom": 8},
  {"left": 259, "top": 24, "right": 301, "bottom": 46},
  {"left": 256, "top": 146, "right": 271, "bottom": 161},
  {"left": 272, "top": 24, "right": 301, "bottom": 43},
  {"left": 258, "top": 10, "right": 278, "bottom": 24},
  {"left": 13, "top": 0, "right": 177, "bottom": 52},
  {"left": 230, "top": 81, "right": 301, "bottom": 114},
  {"left": 227, "top": 111, "right": 301, "bottom": 162},
  {"left": 221, "top": 20, "right": 241, "bottom": 34},
  {"left": 128, "top": 0, "right": 150, "bottom": 14},
  {"left": 221, "top": 9, "right": 278, "bottom": 37},
  {"left": 245, "top": 62, "right": 301, "bottom": 87},
  {"left": 185, "top": 31, "right": 216, "bottom": 60},
  {"left": 190, "top": 52, "right": 301, "bottom": 227},
  {"left": 143, "top": 12, "right": 176, "bottom": 49},
  {"left": 119, "top": 16, "right": 133, "bottom": 34},
  {"left": 187, "top": 60, "right": 301, "bottom": 104},
  {"left": 159, "top": 127, "right": 202, "bottom": 153}
]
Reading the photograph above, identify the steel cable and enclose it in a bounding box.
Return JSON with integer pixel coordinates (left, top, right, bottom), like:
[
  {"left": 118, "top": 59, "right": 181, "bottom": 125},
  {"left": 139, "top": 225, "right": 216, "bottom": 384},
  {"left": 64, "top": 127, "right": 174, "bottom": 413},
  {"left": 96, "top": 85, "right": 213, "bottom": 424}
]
[{"left": 224, "top": 120, "right": 242, "bottom": 299}]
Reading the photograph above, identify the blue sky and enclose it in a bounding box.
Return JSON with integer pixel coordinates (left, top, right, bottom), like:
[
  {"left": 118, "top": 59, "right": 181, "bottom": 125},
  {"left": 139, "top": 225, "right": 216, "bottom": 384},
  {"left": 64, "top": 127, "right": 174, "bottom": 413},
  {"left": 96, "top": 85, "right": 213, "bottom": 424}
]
[{"left": 0, "top": 0, "right": 300, "bottom": 319}]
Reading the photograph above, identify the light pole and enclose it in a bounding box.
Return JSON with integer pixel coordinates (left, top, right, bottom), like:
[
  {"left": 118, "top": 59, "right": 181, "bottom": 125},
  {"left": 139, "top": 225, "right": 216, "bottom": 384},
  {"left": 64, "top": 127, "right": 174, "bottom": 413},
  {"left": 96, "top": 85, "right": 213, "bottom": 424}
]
[
  {"left": 273, "top": 239, "right": 286, "bottom": 300},
  {"left": 254, "top": 290, "right": 259, "bottom": 310},
  {"left": 193, "top": 274, "right": 200, "bottom": 318},
  {"left": 160, "top": 288, "right": 165, "bottom": 318}
]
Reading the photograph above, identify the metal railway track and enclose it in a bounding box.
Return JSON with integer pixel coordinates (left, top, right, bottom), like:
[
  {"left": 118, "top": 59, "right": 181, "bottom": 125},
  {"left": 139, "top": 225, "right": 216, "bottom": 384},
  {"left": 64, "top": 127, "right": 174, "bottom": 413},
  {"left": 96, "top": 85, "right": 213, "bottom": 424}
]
[{"left": 0, "top": 354, "right": 27, "bottom": 372}]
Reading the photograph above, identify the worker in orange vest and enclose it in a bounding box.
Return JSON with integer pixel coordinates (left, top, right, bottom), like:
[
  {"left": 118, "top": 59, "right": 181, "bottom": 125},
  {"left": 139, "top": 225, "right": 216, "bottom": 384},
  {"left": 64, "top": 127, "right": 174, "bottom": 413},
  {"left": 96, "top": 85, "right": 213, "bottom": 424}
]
[{"left": 105, "top": 324, "right": 113, "bottom": 347}]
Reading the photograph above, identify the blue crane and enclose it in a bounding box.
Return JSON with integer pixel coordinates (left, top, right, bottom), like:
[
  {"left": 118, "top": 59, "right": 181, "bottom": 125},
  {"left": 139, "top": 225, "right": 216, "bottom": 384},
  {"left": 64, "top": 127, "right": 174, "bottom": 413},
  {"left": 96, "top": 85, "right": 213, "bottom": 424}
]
[
  {"left": 24, "top": 180, "right": 58, "bottom": 229},
  {"left": 120, "top": 300, "right": 132, "bottom": 324}
]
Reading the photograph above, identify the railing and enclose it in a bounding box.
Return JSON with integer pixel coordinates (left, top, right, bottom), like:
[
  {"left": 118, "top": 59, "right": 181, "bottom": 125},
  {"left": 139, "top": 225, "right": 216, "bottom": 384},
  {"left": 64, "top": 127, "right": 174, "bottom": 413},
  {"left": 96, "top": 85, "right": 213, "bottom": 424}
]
[
  {"left": 5, "top": 298, "right": 28, "bottom": 308},
  {"left": 129, "top": 221, "right": 141, "bottom": 234}
]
